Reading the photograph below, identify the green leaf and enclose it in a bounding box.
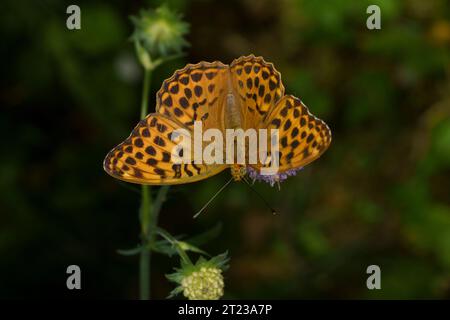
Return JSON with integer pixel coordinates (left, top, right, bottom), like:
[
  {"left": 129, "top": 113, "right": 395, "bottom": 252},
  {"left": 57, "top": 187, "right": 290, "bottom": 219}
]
[
  {"left": 167, "top": 286, "right": 184, "bottom": 299},
  {"left": 152, "top": 240, "right": 177, "bottom": 256},
  {"left": 166, "top": 272, "right": 184, "bottom": 284},
  {"left": 156, "top": 227, "right": 177, "bottom": 244},
  {"left": 178, "top": 241, "right": 209, "bottom": 257},
  {"left": 209, "top": 251, "right": 230, "bottom": 271},
  {"left": 155, "top": 227, "right": 209, "bottom": 259}
]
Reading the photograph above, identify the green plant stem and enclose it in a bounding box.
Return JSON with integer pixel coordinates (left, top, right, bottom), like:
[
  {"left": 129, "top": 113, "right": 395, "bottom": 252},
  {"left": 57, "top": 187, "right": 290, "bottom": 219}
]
[
  {"left": 140, "top": 68, "right": 151, "bottom": 119},
  {"left": 139, "top": 68, "right": 152, "bottom": 300},
  {"left": 140, "top": 186, "right": 170, "bottom": 299},
  {"left": 151, "top": 186, "right": 170, "bottom": 237},
  {"left": 156, "top": 227, "right": 193, "bottom": 265},
  {"left": 176, "top": 245, "right": 193, "bottom": 266},
  {"left": 138, "top": 68, "right": 170, "bottom": 300},
  {"left": 139, "top": 185, "right": 151, "bottom": 300}
]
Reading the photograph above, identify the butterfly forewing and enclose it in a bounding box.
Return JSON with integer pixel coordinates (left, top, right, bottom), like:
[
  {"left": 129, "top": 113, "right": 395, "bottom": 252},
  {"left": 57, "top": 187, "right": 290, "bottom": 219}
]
[
  {"left": 229, "top": 55, "right": 285, "bottom": 130},
  {"left": 104, "top": 60, "right": 233, "bottom": 185},
  {"left": 157, "top": 61, "right": 229, "bottom": 132}
]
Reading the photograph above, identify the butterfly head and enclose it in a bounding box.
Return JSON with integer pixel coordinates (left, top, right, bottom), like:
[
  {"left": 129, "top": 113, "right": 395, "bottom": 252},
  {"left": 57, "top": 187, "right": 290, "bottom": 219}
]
[{"left": 231, "top": 165, "right": 247, "bottom": 182}]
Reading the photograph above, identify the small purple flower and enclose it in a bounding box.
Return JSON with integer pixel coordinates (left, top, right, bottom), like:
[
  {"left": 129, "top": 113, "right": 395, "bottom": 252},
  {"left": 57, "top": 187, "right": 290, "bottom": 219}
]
[{"left": 246, "top": 166, "right": 304, "bottom": 187}]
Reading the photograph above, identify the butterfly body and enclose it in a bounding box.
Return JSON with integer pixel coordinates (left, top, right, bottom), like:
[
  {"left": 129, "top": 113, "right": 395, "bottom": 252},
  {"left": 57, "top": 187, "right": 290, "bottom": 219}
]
[
  {"left": 225, "top": 92, "right": 243, "bottom": 129},
  {"left": 104, "top": 55, "right": 332, "bottom": 186}
]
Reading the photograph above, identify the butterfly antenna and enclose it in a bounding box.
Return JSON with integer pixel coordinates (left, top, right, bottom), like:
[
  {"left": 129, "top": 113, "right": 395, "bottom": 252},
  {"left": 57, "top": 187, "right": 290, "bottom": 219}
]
[
  {"left": 193, "top": 177, "right": 234, "bottom": 219},
  {"left": 242, "top": 177, "right": 277, "bottom": 215}
]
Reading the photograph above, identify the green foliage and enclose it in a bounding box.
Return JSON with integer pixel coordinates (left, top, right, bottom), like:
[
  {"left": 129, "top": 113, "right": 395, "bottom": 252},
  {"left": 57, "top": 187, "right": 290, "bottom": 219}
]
[{"left": 432, "top": 119, "right": 450, "bottom": 166}]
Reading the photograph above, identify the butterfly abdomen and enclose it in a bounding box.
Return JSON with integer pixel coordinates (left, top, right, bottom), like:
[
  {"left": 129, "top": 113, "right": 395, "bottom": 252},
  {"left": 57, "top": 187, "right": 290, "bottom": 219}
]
[{"left": 224, "top": 91, "right": 250, "bottom": 166}]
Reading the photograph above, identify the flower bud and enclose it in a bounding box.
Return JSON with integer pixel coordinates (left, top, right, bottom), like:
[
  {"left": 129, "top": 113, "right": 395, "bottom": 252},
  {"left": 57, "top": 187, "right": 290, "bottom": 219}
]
[
  {"left": 131, "top": 5, "right": 189, "bottom": 63},
  {"left": 166, "top": 252, "right": 229, "bottom": 300},
  {"left": 181, "top": 267, "right": 224, "bottom": 300}
]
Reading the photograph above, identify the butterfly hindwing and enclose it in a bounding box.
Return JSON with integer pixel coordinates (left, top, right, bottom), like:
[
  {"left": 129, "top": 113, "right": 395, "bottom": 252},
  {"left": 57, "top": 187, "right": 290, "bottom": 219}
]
[
  {"left": 251, "top": 95, "right": 331, "bottom": 173},
  {"left": 103, "top": 114, "right": 227, "bottom": 185}
]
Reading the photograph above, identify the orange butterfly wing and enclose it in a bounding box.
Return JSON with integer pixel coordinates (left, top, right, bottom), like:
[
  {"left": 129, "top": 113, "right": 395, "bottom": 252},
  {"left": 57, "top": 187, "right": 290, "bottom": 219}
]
[
  {"left": 251, "top": 95, "right": 331, "bottom": 175},
  {"left": 228, "top": 56, "right": 331, "bottom": 183},
  {"left": 103, "top": 61, "right": 230, "bottom": 185},
  {"left": 229, "top": 55, "right": 285, "bottom": 130}
]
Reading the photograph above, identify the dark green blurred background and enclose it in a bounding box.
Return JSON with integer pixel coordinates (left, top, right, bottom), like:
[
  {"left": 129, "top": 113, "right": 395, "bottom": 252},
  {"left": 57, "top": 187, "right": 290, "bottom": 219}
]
[{"left": 1, "top": 0, "right": 450, "bottom": 299}]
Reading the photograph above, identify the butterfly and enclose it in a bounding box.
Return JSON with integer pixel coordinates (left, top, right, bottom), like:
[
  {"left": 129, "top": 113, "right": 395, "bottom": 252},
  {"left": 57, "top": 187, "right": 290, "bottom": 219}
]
[{"left": 103, "top": 55, "right": 331, "bottom": 187}]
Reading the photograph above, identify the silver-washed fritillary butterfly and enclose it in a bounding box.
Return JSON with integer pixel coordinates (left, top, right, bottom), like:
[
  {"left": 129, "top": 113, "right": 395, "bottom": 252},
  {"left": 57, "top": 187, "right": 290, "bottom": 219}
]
[{"left": 103, "top": 55, "right": 332, "bottom": 186}]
